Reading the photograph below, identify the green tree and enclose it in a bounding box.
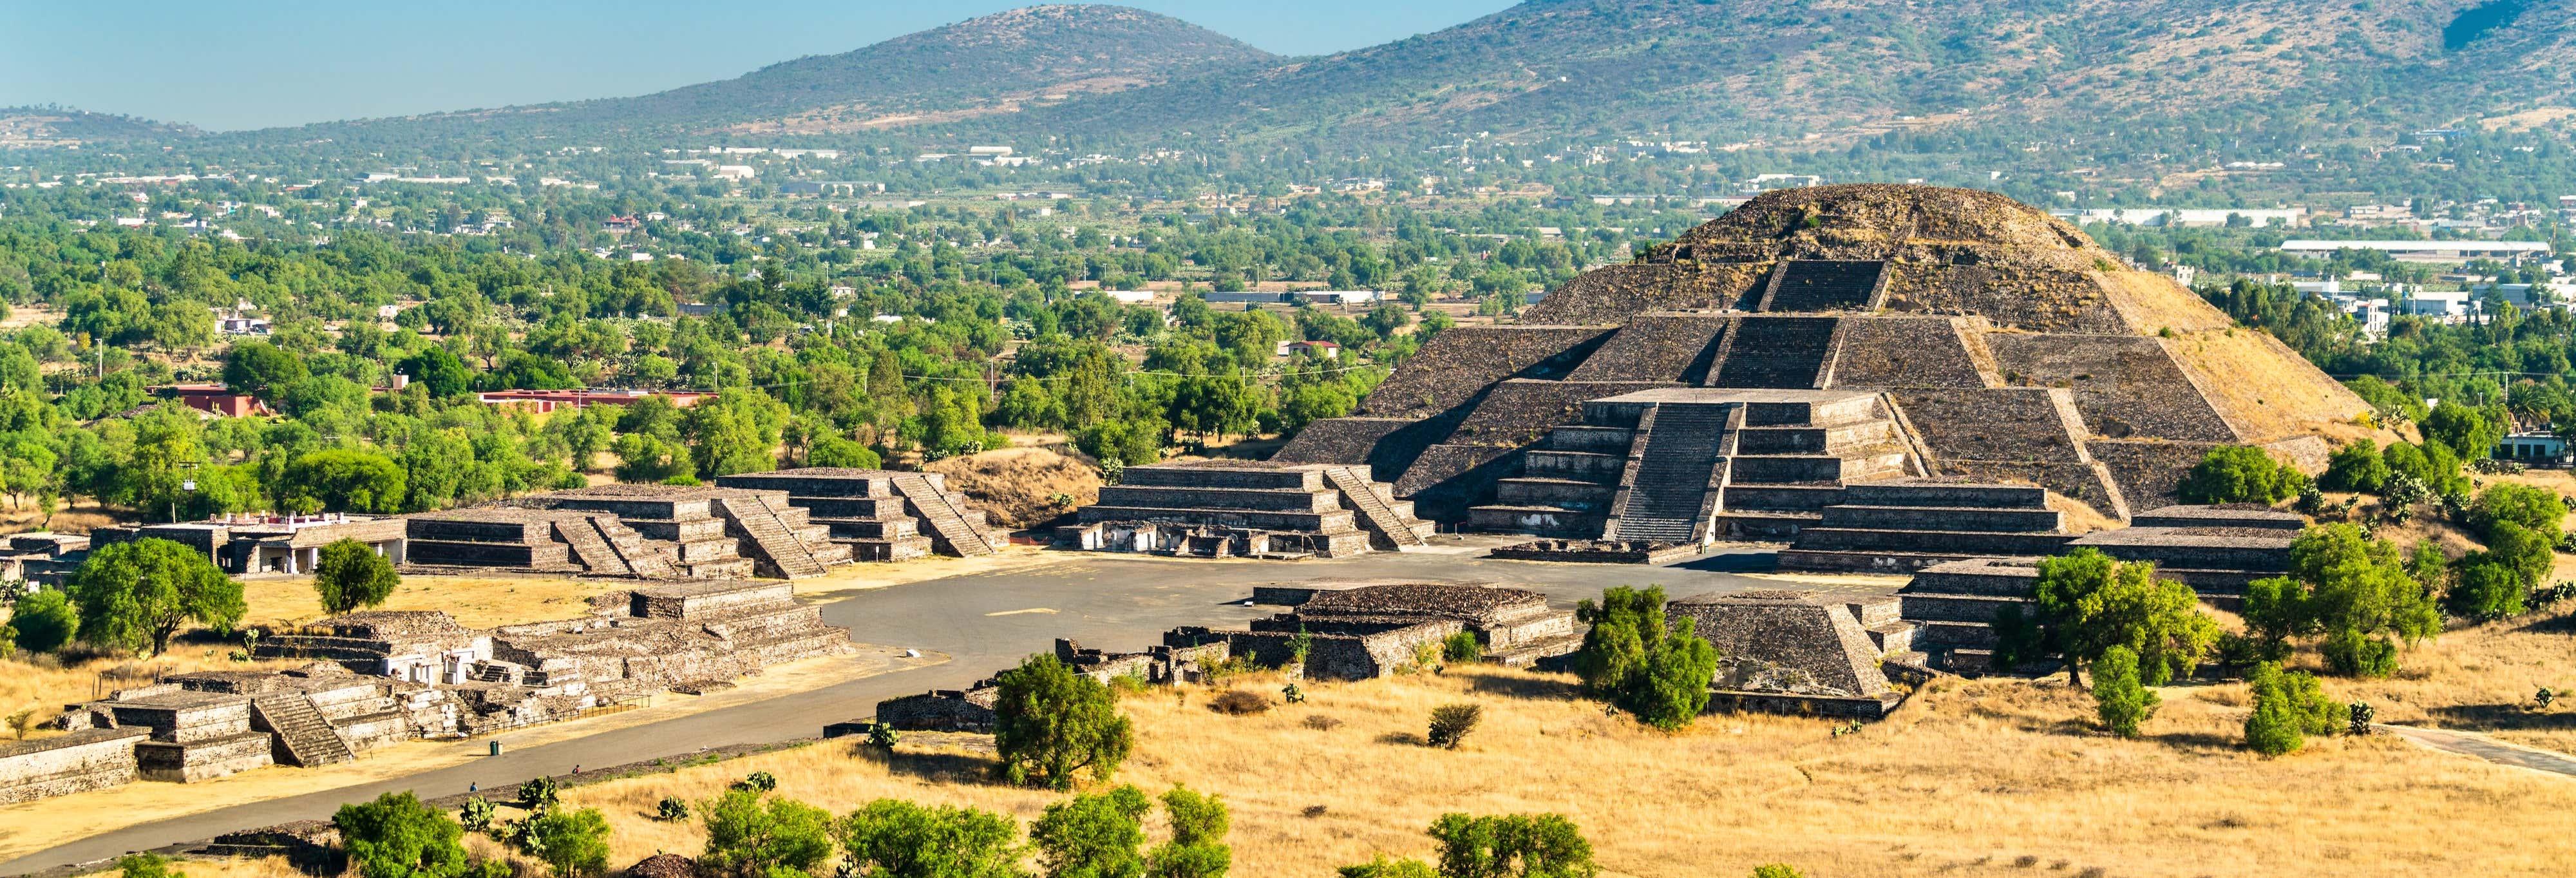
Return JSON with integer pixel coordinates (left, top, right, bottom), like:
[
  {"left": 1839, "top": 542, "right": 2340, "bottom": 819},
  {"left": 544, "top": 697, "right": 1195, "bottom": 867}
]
[
  {"left": 117, "top": 854, "right": 182, "bottom": 878},
  {"left": 313, "top": 538, "right": 400, "bottom": 615},
  {"left": 1749, "top": 867, "right": 1804, "bottom": 878},
  {"left": 1145, "top": 787, "right": 1230, "bottom": 878},
  {"left": 2176, "top": 445, "right": 2307, "bottom": 504},
  {"left": 2318, "top": 439, "right": 2389, "bottom": 493},
  {"left": 698, "top": 789, "right": 835, "bottom": 878},
  {"left": 994, "top": 654, "right": 1135, "bottom": 790},
  {"left": 1995, "top": 549, "right": 2221, "bottom": 686},
  {"left": 527, "top": 807, "right": 613, "bottom": 878},
  {"left": 1426, "top": 813, "right": 1596, "bottom": 878},
  {"left": 1570, "top": 586, "right": 1722, "bottom": 729},
  {"left": 836, "top": 798, "right": 1028, "bottom": 878},
  {"left": 280, "top": 448, "right": 406, "bottom": 515},
  {"left": 2089, "top": 645, "right": 2159, "bottom": 738},
  {"left": 221, "top": 341, "right": 307, "bottom": 400},
  {"left": 2242, "top": 524, "right": 2441, "bottom": 675},
  {"left": 66, "top": 537, "right": 245, "bottom": 656},
  {"left": 1030, "top": 785, "right": 1149, "bottom": 878},
  {"left": 2423, "top": 400, "right": 2507, "bottom": 460},
  {"left": 808, "top": 435, "right": 883, "bottom": 469},
  {"left": 2467, "top": 482, "right": 2566, "bottom": 539},
  {"left": 2244, "top": 662, "right": 2347, "bottom": 756},
  {"left": 9, "top": 587, "right": 78, "bottom": 653},
  {"left": 399, "top": 347, "right": 473, "bottom": 399},
  {"left": 335, "top": 791, "right": 497, "bottom": 878},
  {"left": 1338, "top": 858, "right": 1437, "bottom": 878}
]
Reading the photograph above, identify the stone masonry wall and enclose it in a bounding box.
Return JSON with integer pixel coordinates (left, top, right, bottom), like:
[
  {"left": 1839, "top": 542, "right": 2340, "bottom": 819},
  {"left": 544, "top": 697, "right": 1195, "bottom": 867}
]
[{"left": 0, "top": 728, "right": 147, "bottom": 805}]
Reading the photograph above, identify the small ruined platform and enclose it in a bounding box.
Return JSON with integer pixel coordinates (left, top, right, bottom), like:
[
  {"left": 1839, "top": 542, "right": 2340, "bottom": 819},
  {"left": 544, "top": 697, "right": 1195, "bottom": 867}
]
[{"left": 1486, "top": 539, "right": 1698, "bottom": 565}]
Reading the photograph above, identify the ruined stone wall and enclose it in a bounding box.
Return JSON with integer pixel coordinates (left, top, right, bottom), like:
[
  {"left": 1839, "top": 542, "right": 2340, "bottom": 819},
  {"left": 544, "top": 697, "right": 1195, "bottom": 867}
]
[
  {"left": 135, "top": 734, "right": 272, "bottom": 783},
  {"left": 875, "top": 692, "right": 997, "bottom": 732},
  {"left": 0, "top": 729, "right": 146, "bottom": 805},
  {"left": 1827, "top": 317, "right": 1994, "bottom": 389},
  {"left": 1893, "top": 388, "right": 2088, "bottom": 464},
  {"left": 1356, "top": 327, "right": 1613, "bottom": 419},
  {"left": 1985, "top": 333, "right": 2236, "bottom": 442},
  {"left": 1563, "top": 314, "right": 1732, "bottom": 382}
]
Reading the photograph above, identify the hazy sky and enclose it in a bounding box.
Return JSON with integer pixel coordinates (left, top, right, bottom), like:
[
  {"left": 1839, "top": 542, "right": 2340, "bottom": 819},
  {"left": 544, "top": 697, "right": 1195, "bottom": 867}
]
[{"left": 3, "top": 1, "right": 1514, "bottom": 131}]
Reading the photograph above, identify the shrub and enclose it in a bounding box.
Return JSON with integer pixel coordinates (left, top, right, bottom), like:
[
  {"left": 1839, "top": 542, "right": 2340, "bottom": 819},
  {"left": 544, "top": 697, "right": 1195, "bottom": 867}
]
[
  {"left": 2348, "top": 701, "right": 2377, "bottom": 736},
  {"left": 2244, "top": 662, "right": 2347, "bottom": 756},
  {"left": 458, "top": 797, "right": 495, "bottom": 832},
  {"left": 1146, "top": 786, "right": 1232, "bottom": 878},
  {"left": 656, "top": 797, "right": 690, "bottom": 822},
  {"left": 2089, "top": 645, "right": 2159, "bottom": 738},
  {"left": 518, "top": 776, "right": 561, "bottom": 813},
  {"left": 526, "top": 807, "right": 612, "bottom": 878},
  {"left": 313, "top": 537, "right": 400, "bottom": 615},
  {"left": 868, "top": 723, "right": 902, "bottom": 750},
  {"left": 118, "top": 854, "right": 182, "bottom": 878},
  {"left": 1208, "top": 689, "right": 1269, "bottom": 716},
  {"left": 995, "top": 653, "right": 1135, "bottom": 790},
  {"left": 335, "top": 791, "right": 497, "bottom": 878},
  {"left": 1572, "top": 586, "right": 1723, "bottom": 729},
  {"left": 1426, "top": 703, "right": 1482, "bottom": 749},
  {"left": 2468, "top": 482, "right": 2566, "bottom": 539},
  {"left": 1441, "top": 631, "right": 1483, "bottom": 664},
  {"left": 2448, "top": 558, "right": 2528, "bottom": 621},
  {"left": 9, "top": 588, "right": 77, "bottom": 653},
  {"left": 1752, "top": 866, "right": 1806, "bottom": 878},
  {"left": 697, "top": 789, "right": 834, "bottom": 878},
  {"left": 1029, "top": 785, "right": 1149, "bottom": 878},
  {"left": 1338, "top": 858, "right": 1438, "bottom": 878},
  {"left": 1427, "top": 812, "right": 1596, "bottom": 878},
  {"left": 2320, "top": 439, "right": 2389, "bottom": 493},
  {"left": 2177, "top": 445, "right": 2307, "bottom": 504},
  {"left": 732, "top": 770, "right": 777, "bottom": 793},
  {"left": 2244, "top": 688, "right": 2306, "bottom": 756},
  {"left": 837, "top": 798, "right": 1024, "bottom": 878}
]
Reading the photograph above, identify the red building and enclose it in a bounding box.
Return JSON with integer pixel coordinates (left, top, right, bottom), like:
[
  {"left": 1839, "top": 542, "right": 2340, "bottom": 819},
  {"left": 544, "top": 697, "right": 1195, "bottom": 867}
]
[{"left": 155, "top": 383, "right": 270, "bottom": 417}]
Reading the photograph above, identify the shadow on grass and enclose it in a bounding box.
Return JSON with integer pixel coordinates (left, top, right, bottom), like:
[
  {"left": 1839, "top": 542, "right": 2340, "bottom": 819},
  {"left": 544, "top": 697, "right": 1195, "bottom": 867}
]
[
  {"left": 1375, "top": 730, "right": 1423, "bottom": 747},
  {"left": 858, "top": 740, "right": 1004, "bottom": 786},
  {"left": 1467, "top": 672, "right": 1579, "bottom": 700},
  {"left": 1667, "top": 551, "right": 1780, "bottom": 573},
  {"left": 2146, "top": 729, "right": 2243, "bottom": 751},
  {"left": 2427, "top": 703, "right": 2571, "bottom": 732}
]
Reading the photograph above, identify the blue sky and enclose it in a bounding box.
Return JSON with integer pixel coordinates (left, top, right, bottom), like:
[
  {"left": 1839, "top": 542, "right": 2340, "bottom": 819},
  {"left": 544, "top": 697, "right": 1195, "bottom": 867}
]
[{"left": 3, "top": 1, "right": 1513, "bottom": 131}]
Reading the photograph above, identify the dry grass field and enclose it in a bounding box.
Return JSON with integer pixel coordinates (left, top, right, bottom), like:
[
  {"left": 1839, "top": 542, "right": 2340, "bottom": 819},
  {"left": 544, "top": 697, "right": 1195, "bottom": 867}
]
[
  {"left": 237, "top": 573, "right": 614, "bottom": 632},
  {"left": 162, "top": 647, "right": 2576, "bottom": 878}
]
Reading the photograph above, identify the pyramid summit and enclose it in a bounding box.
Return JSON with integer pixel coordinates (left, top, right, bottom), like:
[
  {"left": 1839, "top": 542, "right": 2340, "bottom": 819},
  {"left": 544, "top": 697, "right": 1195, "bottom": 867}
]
[{"left": 1276, "top": 184, "right": 2371, "bottom": 567}]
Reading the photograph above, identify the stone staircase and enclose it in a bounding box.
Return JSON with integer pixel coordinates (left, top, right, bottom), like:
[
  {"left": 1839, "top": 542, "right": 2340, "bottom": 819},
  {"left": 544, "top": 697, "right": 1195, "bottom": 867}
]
[
  {"left": 1323, "top": 466, "right": 1431, "bottom": 549},
  {"left": 1707, "top": 393, "right": 1912, "bottom": 540},
  {"left": 1894, "top": 557, "right": 2045, "bottom": 675},
  {"left": 552, "top": 519, "right": 630, "bottom": 576},
  {"left": 1762, "top": 260, "right": 1887, "bottom": 312},
  {"left": 1608, "top": 403, "right": 1731, "bottom": 544},
  {"left": 715, "top": 495, "right": 831, "bottom": 578},
  {"left": 596, "top": 518, "right": 679, "bottom": 578},
  {"left": 1712, "top": 316, "right": 1841, "bottom": 389},
  {"left": 1780, "top": 482, "right": 2076, "bottom": 573},
  {"left": 891, "top": 473, "right": 1001, "bottom": 557},
  {"left": 251, "top": 693, "right": 354, "bottom": 767}
]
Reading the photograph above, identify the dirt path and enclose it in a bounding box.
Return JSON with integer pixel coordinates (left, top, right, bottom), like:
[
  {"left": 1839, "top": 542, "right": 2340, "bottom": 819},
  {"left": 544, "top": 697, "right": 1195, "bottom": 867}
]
[{"left": 2382, "top": 724, "right": 2576, "bottom": 777}]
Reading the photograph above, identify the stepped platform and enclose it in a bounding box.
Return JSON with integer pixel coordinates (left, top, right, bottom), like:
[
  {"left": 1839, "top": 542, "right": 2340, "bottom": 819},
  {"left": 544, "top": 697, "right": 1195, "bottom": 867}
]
[
  {"left": 1778, "top": 479, "right": 2072, "bottom": 573},
  {"left": 715, "top": 469, "right": 952, "bottom": 560},
  {"left": 1667, "top": 589, "right": 1912, "bottom": 719},
  {"left": 1063, "top": 462, "right": 1429, "bottom": 558}
]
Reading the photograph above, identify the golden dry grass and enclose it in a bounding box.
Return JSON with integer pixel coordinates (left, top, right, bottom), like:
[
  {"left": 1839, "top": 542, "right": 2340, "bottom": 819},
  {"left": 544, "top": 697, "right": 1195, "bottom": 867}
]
[
  {"left": 2160, "top": 328, "right": 2383, "bottom": 446},
  {"left": 2333, "top": 604, "right": 2576, "bottom": 753},
  {"left": 176, "top": 661, "right": 2576, "bottom": 878},
  {"left": 925, "top": 445, "right": 1101, "bottom": 530},
  {"left": 238, "top": 574, "right": 614, "bottom": 631},
  {"left": 0, "top": 649, "right": 304, "bottom": 743}
]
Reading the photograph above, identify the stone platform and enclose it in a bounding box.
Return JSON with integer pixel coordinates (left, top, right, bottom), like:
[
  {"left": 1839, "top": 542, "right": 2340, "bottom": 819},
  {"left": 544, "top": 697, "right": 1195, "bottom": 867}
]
[
  {"left": 715, "top": 468, "right": 1007, "bottom": 560},
  {"left": 1062, "top": 461, "right": 1432, "bottom": 559}
]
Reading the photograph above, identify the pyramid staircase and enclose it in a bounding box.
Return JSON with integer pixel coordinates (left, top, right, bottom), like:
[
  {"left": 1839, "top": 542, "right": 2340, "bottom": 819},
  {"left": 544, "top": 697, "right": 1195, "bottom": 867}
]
[
  {"left": 890, "top": 473, "right": 1005, "bottom": 557},
  {"left": 596, "top": 518, "right": 679, "bottom": 578},
  {"left": 1323, "top": 466, "right": 1432, "bottom": 550},
  {"left": 552, "top": 519, "right": 630, "bottom": 577},
  {"left": 1779, "top": 482, "right": 2076, "bottom": 573},
  {"left": 714, "top": 495, "right": 839, "bottom": 578},
  {"left": 1607, "top": 403, "right": 1731, "bottom": 544},
  {"left": 251, "top": 693, "right": 354, "bottom": 767},
  {"left": 1710, "top": 316, "right": 1842, "bottom": 388},
  {"left": 1759, "top": 259, "right": 1889, "bottom": 312}
]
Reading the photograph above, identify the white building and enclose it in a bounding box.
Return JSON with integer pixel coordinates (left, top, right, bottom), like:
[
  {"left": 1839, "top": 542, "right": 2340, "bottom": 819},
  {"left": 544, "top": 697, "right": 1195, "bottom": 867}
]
[{"left": 2279, "top": 240, "right": 2552, "bottom": 263}]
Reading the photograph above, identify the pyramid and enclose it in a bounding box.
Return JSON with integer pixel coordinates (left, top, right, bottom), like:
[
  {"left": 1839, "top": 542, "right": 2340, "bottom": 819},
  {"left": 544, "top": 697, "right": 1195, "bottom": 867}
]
[{"left": 1275, "top": 185, "right": 2371, "bottom": 553}]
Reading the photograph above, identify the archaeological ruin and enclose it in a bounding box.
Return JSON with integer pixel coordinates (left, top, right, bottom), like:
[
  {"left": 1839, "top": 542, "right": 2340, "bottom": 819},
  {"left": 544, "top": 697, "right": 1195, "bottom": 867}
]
[
  {"left": 714, "top": 468, "right": 1009, "bottom": 560},
  {"left": 1273, "top": 185, "right": 2368, "bottom": 568},
  {"left": 402, "top": 484, "right": 857, "bottom": 579},
  {"left": 1061, "top": 461, "right": 1433, "bottom": 558}
]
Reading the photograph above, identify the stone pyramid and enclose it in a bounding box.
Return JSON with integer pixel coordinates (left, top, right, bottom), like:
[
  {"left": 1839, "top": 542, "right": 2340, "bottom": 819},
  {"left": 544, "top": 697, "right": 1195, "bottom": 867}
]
[{"left": 1275, "top": 184, "right": 2370, "bottom": 539}]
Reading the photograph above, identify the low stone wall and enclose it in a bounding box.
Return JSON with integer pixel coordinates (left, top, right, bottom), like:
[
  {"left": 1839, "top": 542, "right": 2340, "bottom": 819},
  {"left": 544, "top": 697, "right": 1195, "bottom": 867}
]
[
  {"left": 0, "top": 729, "right": 148, "bottom": 805},
  {"left": 1486, "top": 540, "right": 1690, "bottom": 565},
  {"left": 135, "top": 734, "right": 272, "bottom": 782},
  {"left": 875, "top": 691, "right": 998, "bottom": 732},
  {"left": 1705, "top": 690, "right": 1904, "bottom": 720}
]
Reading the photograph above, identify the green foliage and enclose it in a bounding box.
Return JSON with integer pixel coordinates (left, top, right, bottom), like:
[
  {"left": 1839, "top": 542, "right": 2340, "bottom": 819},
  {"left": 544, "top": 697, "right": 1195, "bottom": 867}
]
[
  {"left": 9, "top": 587, "right": 77, "bottom": 653},
  {"left": 2176, "top": 445, "right": 2307, "bottom": 505},
  {"left": 526, "top": 807, "right": 613, "bottom": 878},
  {"left": 869, "top": 723, "right": 903, "bottom": 749},
  {"left": 1749, "top": 866, "right": 1804, "bottom": 878},
  {"left": 280, "top": 448, "right": 407, "bottom": 514},
  {"left": 2467, "top": 482, "right": 2566, "bottom": 539},
  {"left": 734, "top": 770, "right": 779, "bottom": 794},
  {"left": 518, "top": 776, "right": 562, "bottom": 813},
  {"left": 698, "top": 789, "right": 836, "bottom": 878},
  {"left": 656, "top": 796, "right": 691, "bottom": 822},
  {"left": 1338, "top": 858, "right": 1438, "bottom": 878},
  {"left": 2450, "top": 519, "right": 2553, "bottom": 620},
  {"left": 222, "top": 341, "right": 307, "bottom": 400},
  {"left": 1995, "top": 548, "right": 2221, "bottom": 685},
  {"left": 118, "top": 855, "right": 182, "bottom": 878},
  {"left": 1030, "top": 785, "right": 1149, "bottom": 878},
  {"left": 1571, "top": 586, "right": 1721, "bottom": 729},
  {"left": 1426, "top": 812, "right": 1597, "bottom": 878},
  {"left": 314, "top": 537, "right": 400, "bottom": 615},
  {"left": 1440, "top": 631, "right": 1482, "bottom": 664},
  {"left": 1146, "top": 786, "right": 1231, "bottom": 878},
  {"left": 994, "top": 653, "right": 1135, "bottom": 790},
  {"left": 66, "top": 537, "right": 245, "bottom": 656},
  {"left": 2244, "top": 662, "right": 2349, "bottom": 756},
  {"left": 808, "top": 435, "right": 883, "bottom": 469},
  {"left": 2423, "top": 400, "right": 2508, "bottom": 461},
  {"left": 459, "top": 798, "right": 496, "bottom": 832},
  {"left": 837, "top": 797, "right": 1028, "bottom": 878},
  {"left": 2239, "top": 525, "right": 2440, "bottom": 676},
  {"left": 2088, "top": 645, "right": 2160, "bottom": 738},
  {"left": 1426, "top": 703, "right": 1482, "bottom": 750},
  {"left": 335, "top": 791, "right": 490, "bottom": 878},
  {"left": 2318, "top": 439, "right": 2389, "bottom": 493}
]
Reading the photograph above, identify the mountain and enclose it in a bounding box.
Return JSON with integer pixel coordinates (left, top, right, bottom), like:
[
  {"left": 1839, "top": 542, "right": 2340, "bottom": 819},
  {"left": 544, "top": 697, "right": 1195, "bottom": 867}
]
[
  {"left": 284, "top": 5, "right": 1274, "bottom": 144},
  {"left": 0, "top": 106, "right": 196, "bottom": 148},
  {"left": 1003, "top": 0, "right": 2576, "bottom": 144}
]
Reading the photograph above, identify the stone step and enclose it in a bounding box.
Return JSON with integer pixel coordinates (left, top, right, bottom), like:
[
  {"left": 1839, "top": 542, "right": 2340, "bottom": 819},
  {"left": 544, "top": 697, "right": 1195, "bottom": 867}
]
[
  {"left": 1914, "top": 620, "right": 1999, "bottom": 650},
  {"left": 1899, "top": 592, "right": 2029, "bottom": 623},
  {"left": 1776, "top": 548, "right": 1997, "bottom": 573},
  {"left": 1327, "top": 466, "right": 1428, "bottom": 549},
  {"left": 1493, "top": 477, "right": 1615, "bottom": 510},
  {"left": 1521, "top": 450, "right": 1627, "bottom": 481},
  {"left": 1730, "top": 419, "right": 1897, "bottom": 455},
  {"left": 1817, "top": 504, "right": 2063, "bottom": 533},
  {"left": 1709, "top": 510, "right": 1815, "bottom": 540},
  {"left": 893, "top": 473, "right": 1000, "bottom": 557},
  {"left": 1842, "top": 481, "right": 2049, "bottom": 509},
  {"left": 1792, "top": 528, "right": 2078, "bottom": 556},
  {"left": 1864, "top": 620, "right": 1917, "bottom": 654},
  {"left": 1467, "top": 504, "right": 1607, "bottom": 539},
  {"left": 252, "top": 694, "right": 354, "bottom": 767}
]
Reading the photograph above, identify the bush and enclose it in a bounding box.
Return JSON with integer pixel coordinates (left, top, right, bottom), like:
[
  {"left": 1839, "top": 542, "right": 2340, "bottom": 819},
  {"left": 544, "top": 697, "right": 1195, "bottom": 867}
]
[
  {"left": 1338, "top": 858, "right": 1438, "bottom": 878},
  {"left": 697, "top": 789, "right": 834, "bottom": 878},
  {"left": 1208, "top": 689, "right": 1269, "bottom": 716},
  {"left": 335, "top": 791, "right": 497, "bottom": 878},
  {"left": 732, "top": 771, "right": 777, "bottom": 793},
  {"left": 2244, "top": 662, "right": 2348, "bottom": 756},
  {"left": 458, "top": 798, "right": 495, "bottom": 832},
  {"left": 837, "top": 798, "right": 1024, "bottom": 878},
  {"left": 1147, "top": 786, "right": 1232, "bottom": 878},
  {"left": 1441, "top": 630, "right": 1483, "bottom": 664},
  {"left": 1029, "top": 785, "right": 1148, "bottom": 878},
  {"left": 995, "top": 653, "right": 1135, "bottom": 790},
  {"left": 2244, "top": 687, "right": 2306, "bottom": 756},
  {"left": 526, "top": 807, "right": 612, "bottom": 878},
  {"left": 1426, "top": 703, "right": 1482, "bottom": 750},
  {"left": 2089, "top": 645, "right": 2159, "bottom": 738},
  {"left": 1427, "top": 812, "right": 1596, "bottom": 878},
  {"left": 9, "top": 588, "right": 77, "bottom": 653},
  {"left": 313, "top": 537, "right": 400, "bottom": 615},
  {"left": 1571, "top": 586, "right": 1723, "bottom": 729},
  {"left": 2320, "top": 439, "right": 2389, "bottom": 493},
  {"left": 2177, "top": 445, "right": 2307, "bottom": 504},
  {"left": 656, "top": 797, "right": 690, "bottom": 822},
  {"left": 118, "top": 854, "right": 182, "bottom": 878},
  {"left": 1751, "top": 866, "right": 1806, "bottom": 878},
  {"left": 2448, "top": 558, "right": 2528, "bottom": 621},
  {"left": 2468, "top": 482, "right": 2567, "bottom": 539},
  {"left": 518, "top": 776, "right": 561, "bottom": 813}
]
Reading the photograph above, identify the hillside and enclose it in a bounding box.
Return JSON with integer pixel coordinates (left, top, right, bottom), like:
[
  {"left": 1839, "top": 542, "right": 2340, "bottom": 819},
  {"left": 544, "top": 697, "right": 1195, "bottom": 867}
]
[
  {"left": 0, "top": 107, "right": 194, "bottom": 148},
  {"left": 1005, "top": 0, "right": 2576, "bottom": 144}
]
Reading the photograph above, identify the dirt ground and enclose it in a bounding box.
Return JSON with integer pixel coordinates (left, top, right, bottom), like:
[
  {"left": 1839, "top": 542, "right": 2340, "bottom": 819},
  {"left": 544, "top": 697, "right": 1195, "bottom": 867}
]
[{"left": 925, "top": 445, "right": 1101, "bottom": 530}]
